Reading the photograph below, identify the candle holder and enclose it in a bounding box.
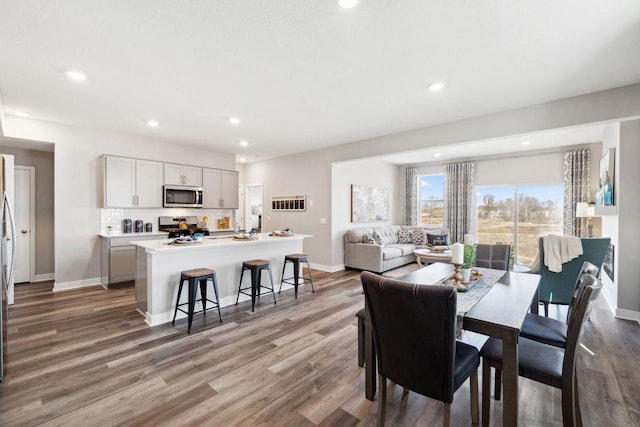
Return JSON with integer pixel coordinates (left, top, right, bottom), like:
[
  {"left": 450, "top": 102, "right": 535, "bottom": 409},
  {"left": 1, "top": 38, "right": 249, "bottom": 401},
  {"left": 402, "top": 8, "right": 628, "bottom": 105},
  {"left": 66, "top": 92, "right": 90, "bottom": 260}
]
[{"left": 452, "top": 263, "right": 462, "bottom": 288}]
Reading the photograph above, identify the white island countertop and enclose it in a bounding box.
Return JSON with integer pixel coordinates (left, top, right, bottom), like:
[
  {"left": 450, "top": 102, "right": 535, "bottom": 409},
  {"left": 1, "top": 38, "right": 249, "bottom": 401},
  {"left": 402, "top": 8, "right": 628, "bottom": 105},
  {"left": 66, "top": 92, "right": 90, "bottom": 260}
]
[{"left": 131, "top": 233, "right": 310, "bottom": 253}]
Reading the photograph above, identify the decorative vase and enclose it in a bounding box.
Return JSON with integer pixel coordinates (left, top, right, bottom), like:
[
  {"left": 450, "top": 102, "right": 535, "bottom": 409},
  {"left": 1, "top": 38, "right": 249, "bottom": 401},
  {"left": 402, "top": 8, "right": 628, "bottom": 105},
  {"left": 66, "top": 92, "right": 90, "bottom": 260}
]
[{"left": 461, "top": 268, "right": 472, "bottom": 283}]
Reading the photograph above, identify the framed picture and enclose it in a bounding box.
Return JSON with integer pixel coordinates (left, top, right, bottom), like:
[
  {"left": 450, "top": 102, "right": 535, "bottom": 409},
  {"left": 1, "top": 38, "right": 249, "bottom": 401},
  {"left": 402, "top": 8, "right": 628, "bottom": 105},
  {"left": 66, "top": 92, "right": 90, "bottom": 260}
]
[
  {"left": 351, "top": 184, "right": 389, "bottom": 223},
  {"left": 599, "top": 148, "right": 615, "bottom": 206}
]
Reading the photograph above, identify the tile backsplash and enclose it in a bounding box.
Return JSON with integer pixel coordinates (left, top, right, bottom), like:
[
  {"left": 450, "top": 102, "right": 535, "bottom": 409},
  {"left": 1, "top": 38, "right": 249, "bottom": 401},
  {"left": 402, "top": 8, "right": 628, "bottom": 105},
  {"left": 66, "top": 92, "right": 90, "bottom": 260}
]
[{"left": 100, "top": 208, "right": 236, "bottom": 233}]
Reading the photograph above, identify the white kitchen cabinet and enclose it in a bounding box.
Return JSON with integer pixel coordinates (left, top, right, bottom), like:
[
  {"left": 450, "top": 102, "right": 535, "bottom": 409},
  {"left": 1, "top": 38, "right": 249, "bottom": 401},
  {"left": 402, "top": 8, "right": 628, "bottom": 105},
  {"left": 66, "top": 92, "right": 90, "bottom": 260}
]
[
  {"left": 101, "top": 233, "right": 167, "bottom": 286},
  {"left": 165, "top": 163, "right": 202, "bottom": 186},
  {"left": 203, "top": 168, "right": 239, "bottom": 209},
  {"left": 103, "top": 156, "right": 163, "bottom": 208}
]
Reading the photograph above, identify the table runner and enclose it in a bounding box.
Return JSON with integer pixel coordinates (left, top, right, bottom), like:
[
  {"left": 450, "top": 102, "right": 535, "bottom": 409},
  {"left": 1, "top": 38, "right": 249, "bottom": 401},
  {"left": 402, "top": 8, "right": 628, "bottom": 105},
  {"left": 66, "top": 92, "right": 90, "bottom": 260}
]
[{"left": 443, "top": 267, "right": 505, "bottom": 337}]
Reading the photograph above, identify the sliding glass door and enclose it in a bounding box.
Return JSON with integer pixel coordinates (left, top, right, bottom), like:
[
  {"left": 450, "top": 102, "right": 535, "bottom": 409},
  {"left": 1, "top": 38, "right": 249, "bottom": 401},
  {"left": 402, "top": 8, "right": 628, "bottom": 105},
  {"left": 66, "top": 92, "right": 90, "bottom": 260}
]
[{"left": 476, "top": 184, "right": 563, "bottom": 266}]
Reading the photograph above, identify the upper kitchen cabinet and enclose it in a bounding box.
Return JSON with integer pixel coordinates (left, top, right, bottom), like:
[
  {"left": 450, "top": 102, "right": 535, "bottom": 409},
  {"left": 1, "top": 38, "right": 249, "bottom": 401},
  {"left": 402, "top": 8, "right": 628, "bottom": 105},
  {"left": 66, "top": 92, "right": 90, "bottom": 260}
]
[
  {"left": 202, "top": 168, "right": 239, "bottom": 209},
  {"left": 165, "top": 163, "right": 202, "bottom": 186},
  {"left": 103, "top": 156, "right": 163, "bottom": 208}
]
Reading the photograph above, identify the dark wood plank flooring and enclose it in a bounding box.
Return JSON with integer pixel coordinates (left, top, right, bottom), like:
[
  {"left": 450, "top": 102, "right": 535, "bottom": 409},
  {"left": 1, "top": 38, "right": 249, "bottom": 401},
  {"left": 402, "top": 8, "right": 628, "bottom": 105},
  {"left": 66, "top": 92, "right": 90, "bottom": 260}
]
[{"left": 1, "top": 267, "right": 638, "bottom": 426}]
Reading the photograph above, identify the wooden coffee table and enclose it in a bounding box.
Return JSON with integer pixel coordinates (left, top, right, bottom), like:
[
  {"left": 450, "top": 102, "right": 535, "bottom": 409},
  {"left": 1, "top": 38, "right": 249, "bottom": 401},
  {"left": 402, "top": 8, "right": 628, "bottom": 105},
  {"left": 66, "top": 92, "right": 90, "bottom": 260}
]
[{"left": 414, "top": 248, "right": 452, "bottom": 266}]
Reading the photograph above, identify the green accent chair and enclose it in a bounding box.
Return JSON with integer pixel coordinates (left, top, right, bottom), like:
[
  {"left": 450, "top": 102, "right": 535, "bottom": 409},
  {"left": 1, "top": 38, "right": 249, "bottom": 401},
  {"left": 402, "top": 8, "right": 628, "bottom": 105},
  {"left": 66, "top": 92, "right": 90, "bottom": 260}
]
[{"left": 537, "top": 237, "right": 610, "bottom": 316}]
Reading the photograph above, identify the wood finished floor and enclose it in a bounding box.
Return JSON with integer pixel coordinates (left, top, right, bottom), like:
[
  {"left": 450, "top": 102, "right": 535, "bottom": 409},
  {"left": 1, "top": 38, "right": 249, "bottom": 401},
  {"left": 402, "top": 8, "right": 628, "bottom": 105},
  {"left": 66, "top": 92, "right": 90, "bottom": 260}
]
[{"left": 1, "top": 267, "right": 639, "bottom": 426}]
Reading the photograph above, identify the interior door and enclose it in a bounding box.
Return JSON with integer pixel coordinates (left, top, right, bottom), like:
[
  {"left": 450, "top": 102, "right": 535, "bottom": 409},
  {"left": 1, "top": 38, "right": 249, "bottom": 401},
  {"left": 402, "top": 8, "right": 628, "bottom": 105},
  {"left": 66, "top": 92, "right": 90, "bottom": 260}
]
[{"left": 14, "top": 167, "right": 33, "bottom": 284}]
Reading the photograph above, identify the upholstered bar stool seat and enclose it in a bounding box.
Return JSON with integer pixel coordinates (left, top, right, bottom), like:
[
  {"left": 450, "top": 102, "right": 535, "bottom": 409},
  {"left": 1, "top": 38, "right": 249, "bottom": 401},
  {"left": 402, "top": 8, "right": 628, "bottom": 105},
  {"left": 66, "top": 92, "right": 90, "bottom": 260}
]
[
  {"left": 172, "top": 268, "right": 222, "bottom": 333},
  {"left": 236, "top": 259, "right": 277, "bottom": 312},
  {"left": 279, "top": 253, "right": 315, "bottom": 298}
]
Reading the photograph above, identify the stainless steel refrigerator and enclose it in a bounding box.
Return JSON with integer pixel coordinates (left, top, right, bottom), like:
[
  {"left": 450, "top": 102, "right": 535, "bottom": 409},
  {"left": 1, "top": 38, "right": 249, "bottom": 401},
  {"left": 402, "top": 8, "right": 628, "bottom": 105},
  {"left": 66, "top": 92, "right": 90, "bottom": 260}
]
[{"left": 0, "top": 156, "right": 16, "bottom": 383}]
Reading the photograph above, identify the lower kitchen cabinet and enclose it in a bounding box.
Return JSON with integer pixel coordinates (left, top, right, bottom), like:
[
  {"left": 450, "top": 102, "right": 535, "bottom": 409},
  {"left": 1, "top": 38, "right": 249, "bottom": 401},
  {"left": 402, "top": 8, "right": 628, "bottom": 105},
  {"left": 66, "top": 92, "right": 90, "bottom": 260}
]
[{"left": 101, "top": 233, "right": 167, "bottom": 286}]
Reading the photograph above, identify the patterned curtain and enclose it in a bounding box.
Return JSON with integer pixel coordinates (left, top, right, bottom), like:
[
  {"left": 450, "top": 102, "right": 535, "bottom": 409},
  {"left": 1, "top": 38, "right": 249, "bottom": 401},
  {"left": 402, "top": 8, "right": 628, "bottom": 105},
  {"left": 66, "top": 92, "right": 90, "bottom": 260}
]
[
  {"left": 404, "top": 167, "right": 418, "bottom": 226},
  {"left": 443, "top": 161, "right": 475, "bottom": 243},
  {"left": 563, "top": 149, "right": 591, "bottom": 236}
]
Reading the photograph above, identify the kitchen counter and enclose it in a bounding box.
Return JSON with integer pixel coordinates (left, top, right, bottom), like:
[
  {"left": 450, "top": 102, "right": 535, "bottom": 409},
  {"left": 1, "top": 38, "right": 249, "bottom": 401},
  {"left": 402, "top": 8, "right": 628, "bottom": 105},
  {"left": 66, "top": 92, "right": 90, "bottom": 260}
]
[
  {"left": 132, "top": 233, "right": 312, "bottom": 326},
  {"left": 99, "top": 231, "right": 169, "bottom": 238}
]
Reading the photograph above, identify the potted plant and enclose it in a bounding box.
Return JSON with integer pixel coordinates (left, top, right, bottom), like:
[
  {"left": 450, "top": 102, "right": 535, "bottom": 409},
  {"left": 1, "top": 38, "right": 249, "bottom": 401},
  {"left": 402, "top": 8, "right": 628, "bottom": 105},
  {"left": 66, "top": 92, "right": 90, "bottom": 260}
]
[{"left": 461, "top": 244, "right": 476, "bottom": 283}]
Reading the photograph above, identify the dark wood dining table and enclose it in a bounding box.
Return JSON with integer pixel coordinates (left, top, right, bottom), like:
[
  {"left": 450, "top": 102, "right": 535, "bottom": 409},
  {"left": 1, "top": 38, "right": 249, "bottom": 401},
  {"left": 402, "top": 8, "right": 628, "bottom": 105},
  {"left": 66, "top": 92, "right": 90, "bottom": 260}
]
[{"left": 362, "top": 262, "right": 540, "bottom": 427}]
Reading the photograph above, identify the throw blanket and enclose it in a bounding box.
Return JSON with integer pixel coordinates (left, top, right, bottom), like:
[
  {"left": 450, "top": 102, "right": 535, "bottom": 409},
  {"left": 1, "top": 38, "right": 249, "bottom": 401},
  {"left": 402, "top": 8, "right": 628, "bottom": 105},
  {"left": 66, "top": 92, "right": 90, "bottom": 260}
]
[{"left": 543, "top": 235, "right": 583, "bottom": 273}]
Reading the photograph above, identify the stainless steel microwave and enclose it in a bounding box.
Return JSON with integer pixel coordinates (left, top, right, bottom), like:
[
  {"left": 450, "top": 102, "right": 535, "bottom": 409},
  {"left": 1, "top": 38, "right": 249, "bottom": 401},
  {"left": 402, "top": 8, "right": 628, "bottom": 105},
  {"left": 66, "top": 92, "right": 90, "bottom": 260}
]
[{"left": 163, "top": 185, "right": 203, "bottom": 208}]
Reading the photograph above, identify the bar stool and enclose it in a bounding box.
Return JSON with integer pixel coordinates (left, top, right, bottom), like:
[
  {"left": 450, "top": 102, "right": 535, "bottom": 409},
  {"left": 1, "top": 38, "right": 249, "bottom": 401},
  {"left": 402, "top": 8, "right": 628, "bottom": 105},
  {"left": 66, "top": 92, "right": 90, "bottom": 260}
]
[
  {"left": 279, "top": 254, "right": 315, "bottom": 298},
  {"left": 172, "top": 268, "right": 222, "bottom": 333},
  {"left": 236, "top": 260, "right": 277, "bottom": 312}
]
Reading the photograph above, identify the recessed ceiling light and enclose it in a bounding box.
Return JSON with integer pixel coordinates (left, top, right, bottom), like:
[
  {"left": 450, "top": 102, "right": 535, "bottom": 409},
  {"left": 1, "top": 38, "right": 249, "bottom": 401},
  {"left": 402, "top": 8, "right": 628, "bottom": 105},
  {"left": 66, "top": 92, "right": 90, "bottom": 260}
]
[
  {"left": 521, "top": 141, "right": 531, "bottom": 146},
  {"left": 239, "top": 140, "right": 249, "bottom": 147},
  {"left": 146, "top": 120, "right": 159, "bottom": 127},
  {"left": 339, "top": 0, "right": 361, "bottom": 8},
  {"left": 13, "top": 111, "right": 30, "bottom": 118},
  {"left": 428, "top": 82, "right": 446, "bottom": 92},
  {"left": 65, "top": 70, "right": 87, "bottom": 81},
  {"left": 434, "top": 153, "right": 442, "bottom": 158},
  {"left": 238, "top": 157, "right": 247, "bottom": 163},
  {"left": 228, "top": 117, "right": 240, "bottom": 125}
]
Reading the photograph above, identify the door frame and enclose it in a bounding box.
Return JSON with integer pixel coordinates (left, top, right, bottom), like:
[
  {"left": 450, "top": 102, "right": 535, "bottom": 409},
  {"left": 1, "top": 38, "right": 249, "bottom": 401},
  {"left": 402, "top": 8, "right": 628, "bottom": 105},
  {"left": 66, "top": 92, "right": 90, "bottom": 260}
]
[
  {"left": 15, "top": 165, "right": 36, "bottom": 283},
  {"left": 244, "top": 183, "right": 264, "bottom": 232}
]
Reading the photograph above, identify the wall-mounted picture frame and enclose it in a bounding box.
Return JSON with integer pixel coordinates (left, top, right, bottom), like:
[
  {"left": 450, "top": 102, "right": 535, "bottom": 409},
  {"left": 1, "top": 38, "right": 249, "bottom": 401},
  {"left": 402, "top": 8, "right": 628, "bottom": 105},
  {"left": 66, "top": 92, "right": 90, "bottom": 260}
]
[
  {"left": 599, "top": 148, "right": 615, "bottom": 206},
  {"left": 272, "top": 194, "right": 306, "bottom": 211},
  {"left": 351, "top": 184, "right": 389, "bottom": 223}
]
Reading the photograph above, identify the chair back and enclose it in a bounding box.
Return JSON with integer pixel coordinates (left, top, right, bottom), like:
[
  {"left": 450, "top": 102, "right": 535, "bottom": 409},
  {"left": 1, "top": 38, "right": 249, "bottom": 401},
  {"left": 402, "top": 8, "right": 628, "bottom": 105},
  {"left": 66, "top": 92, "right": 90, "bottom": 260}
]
[
  {"left": 474, "top": 244, "right": 510, "bottom": 270},
  {"left": 563, "top": 274, "right": 602, "bottom": 379},
  {"left": 361, "top": 271, "right": 458, "bottom": 403},
  {"left": 538, "top": 237, "right": 610, "bottom": 305},
  {"left": 566, "top": 261, "right": 599, "bottom": 323}
]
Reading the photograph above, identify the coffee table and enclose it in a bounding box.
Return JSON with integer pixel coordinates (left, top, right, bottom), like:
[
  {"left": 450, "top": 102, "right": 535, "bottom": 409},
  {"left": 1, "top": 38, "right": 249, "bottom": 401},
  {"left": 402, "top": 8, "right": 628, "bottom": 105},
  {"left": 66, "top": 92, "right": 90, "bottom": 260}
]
[{"left": 413, "top": 248, "right": 452, "bottom": 266}]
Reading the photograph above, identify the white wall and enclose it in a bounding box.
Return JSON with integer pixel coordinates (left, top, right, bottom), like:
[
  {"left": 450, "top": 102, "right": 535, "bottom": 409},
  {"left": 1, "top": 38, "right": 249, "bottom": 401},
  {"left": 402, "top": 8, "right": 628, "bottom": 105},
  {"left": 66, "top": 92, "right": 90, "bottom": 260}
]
[
  {"left": 3, "top": 117, "right": 236, "bottom": 288},
  {"left": 331, "top": 159, "right": 399, "bottom": 268},
  {"left": 617, "top": 119, "right": 640, "bottom": 318}
]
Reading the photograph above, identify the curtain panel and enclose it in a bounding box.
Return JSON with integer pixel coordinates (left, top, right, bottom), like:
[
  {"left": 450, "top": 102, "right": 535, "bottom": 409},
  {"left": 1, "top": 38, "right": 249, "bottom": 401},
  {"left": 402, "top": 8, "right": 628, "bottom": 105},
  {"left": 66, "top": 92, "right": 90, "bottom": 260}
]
[
  {"left": 443, "top": 161, "right": 474, "bottom": 243},
  {"left": 563, "top": 149, "right": 591, "bottom": 236},
  {"left": 404, "top": 167, "right": 418, "bottom": 226}
]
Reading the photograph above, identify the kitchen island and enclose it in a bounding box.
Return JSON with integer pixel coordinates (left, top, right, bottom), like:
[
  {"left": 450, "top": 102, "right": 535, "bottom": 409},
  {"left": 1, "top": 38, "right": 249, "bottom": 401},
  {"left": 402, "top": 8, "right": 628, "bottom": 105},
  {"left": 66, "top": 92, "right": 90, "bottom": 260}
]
[{"left": 132, "top": 233, "right": 312, "bottom": 326}]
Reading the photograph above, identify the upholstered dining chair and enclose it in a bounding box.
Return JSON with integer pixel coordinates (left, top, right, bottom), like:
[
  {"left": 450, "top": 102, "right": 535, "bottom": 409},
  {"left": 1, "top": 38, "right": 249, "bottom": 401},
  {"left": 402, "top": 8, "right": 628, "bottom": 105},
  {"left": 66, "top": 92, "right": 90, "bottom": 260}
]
[
  {"left": 361, "top": 271, "right": 479, "bottom": 427},
  {"left": 474, "top": 244, "right": 510, "bottom": 270},
  {"left": 480, "top": 273, "right": 602, "bottom": 427},
  {"left": 519, "top": 261, "right": 599, "bottom": 348}
]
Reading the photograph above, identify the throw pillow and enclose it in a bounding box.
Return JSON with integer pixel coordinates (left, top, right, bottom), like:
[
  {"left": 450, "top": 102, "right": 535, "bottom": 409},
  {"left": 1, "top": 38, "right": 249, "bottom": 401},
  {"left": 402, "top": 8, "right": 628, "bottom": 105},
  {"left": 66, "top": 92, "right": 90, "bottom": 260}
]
[
  {"left": 362, "top": 233, "right": 376, "bottom": 244},
  {"left": 427, "top": 233, "right": 449, "bottom": 246},
  {"left": 410, "top": 231, "right": 424, "bottom": 245},
  {"left": 372, "top": 231, "right": 384, "bottom": 245},
  {"left": 397, "top": 230, "right": 413, "bottom": 243}
]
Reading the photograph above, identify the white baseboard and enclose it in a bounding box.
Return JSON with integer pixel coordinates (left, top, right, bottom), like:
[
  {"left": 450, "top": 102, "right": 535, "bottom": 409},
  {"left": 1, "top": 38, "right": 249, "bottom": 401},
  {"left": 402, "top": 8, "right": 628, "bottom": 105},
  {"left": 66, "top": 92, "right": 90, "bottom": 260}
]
[
  {"left": 310, "top": 263, "right": 344, "bottom": 273},
  {"left": 615, "top": 308, "right": 640, "bottom": 325},
  {"left": 601, "top": 287, "right": 617, "bottom": 317},
  {"left": 34, "top": 273, "right": 55, "bottom": 282},
  {"left": 53, "top": 277, "right": 102, "bottom": 291}
]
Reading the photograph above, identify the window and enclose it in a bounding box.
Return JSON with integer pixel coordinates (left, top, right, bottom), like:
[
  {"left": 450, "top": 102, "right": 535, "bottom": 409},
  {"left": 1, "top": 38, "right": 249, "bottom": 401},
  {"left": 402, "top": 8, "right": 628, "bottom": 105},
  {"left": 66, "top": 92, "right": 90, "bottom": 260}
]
[
  {"left": 476, "top": 184, "right": 563, "bottom": 266},
  {"left": 419, "top": 174, "right": 444, "bottom": 226}
]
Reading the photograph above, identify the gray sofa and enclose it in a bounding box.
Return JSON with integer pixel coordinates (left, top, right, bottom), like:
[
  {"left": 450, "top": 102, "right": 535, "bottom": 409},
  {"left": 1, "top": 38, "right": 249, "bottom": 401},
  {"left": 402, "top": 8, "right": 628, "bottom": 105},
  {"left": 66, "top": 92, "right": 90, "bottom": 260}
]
[{"left": 344, "top": 225, "right": 449, "bottom": 273}]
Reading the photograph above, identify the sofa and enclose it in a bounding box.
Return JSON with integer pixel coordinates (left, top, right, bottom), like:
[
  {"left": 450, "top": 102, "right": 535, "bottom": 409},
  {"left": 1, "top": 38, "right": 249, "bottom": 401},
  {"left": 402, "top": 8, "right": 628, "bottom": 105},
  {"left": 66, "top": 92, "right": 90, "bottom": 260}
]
[{"left": 344, "top": 225, "right": 449, "bottom": 273}]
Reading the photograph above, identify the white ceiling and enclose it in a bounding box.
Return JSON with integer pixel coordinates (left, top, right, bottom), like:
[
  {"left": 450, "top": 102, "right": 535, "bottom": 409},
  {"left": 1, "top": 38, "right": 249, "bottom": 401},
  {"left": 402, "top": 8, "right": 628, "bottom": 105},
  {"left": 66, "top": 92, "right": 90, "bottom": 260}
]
[{"left": 1, "top": 1, "right": 639, "bottom": 164}]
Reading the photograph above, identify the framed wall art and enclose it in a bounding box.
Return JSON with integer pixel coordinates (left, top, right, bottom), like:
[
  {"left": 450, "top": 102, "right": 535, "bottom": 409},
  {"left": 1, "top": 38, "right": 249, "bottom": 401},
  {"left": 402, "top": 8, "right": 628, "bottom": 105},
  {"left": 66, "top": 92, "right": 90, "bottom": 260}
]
[
  {"left": 351, "top": 184, "right": 389, "bottom": 223},
  {"left": 272, "top": 194, "right": 306, "bottom": 211}
]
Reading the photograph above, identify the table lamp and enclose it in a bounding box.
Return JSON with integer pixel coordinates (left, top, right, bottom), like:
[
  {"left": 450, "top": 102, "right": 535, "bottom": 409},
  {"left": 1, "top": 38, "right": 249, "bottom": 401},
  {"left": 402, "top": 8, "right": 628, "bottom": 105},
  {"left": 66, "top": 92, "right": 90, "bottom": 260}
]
[{"left": 575, "top": 202, "right": 592, "bottom": 238}]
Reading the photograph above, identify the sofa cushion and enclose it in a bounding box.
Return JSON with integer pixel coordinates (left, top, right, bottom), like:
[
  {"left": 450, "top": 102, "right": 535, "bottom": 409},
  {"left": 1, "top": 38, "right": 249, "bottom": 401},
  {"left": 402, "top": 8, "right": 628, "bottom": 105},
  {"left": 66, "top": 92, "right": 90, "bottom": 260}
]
[
  {"left": 373, "top": 226, "right": 400, "bottom": 245},
  {"left": 427, "top": 233, "right": 449, "bottom": 246},
  {"left": 382, "top": 246, "right": 403, "bottom": 260},
  {"left": 386, "top": 244, "right": 416, "bottom": 256},
  {"left": 362, "top": 233, "right": 376, "bottom": 244}
]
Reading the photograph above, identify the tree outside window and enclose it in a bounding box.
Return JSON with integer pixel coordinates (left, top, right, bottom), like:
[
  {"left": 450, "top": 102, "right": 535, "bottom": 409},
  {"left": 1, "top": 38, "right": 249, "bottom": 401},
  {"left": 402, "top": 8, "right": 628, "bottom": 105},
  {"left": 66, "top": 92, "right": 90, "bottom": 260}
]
[{"left": 419, "top": 175, "right": 444, "bottom": 226}]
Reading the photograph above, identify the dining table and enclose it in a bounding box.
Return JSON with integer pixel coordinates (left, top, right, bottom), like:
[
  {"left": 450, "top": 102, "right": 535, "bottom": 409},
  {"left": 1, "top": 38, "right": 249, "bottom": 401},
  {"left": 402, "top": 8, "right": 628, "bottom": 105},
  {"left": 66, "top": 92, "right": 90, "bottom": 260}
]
[{"left": 362, "top": 262, "right": 540, "bottom": 427}]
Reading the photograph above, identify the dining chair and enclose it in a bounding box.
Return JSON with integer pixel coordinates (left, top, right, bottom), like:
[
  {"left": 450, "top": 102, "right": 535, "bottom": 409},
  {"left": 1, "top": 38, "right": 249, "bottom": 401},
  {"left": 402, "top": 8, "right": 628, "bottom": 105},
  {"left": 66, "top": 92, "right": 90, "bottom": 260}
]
[
  {"left": 361, "top": 271, "right": 479, "bottom": 427},
  {"left": 519, "top": 261, "right": 599, "bottom": 348},
  {"left": 474, "top": 244, "right": 510, "bottom": 270},
  {"left": 480, "top": 273, "right": 602, "bottom": 427}
]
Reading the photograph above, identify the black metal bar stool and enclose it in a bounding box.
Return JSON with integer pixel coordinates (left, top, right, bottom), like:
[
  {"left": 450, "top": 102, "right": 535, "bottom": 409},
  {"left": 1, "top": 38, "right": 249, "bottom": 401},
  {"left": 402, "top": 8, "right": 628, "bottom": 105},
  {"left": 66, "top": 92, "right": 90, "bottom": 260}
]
[
  {"left": 172, "top": 268, "right": 222, "bottom": 333},
  {"left": 235, "top": 259, "right": 276, "bottom": 312},
  {"left": 279, "top": 253, "right": 315, "bottom": 298}
]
